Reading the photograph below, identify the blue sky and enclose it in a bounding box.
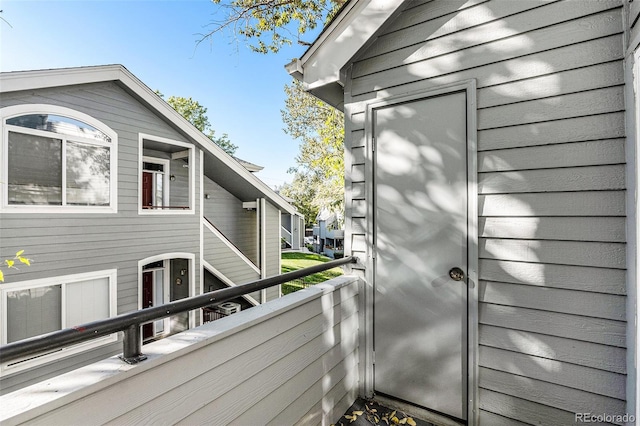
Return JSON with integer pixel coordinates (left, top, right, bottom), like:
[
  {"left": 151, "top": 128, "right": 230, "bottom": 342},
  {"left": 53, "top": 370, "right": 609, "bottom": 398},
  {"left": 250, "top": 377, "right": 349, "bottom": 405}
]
[{"left": 0, "top": 0, "right": 318, "bottom": 188}]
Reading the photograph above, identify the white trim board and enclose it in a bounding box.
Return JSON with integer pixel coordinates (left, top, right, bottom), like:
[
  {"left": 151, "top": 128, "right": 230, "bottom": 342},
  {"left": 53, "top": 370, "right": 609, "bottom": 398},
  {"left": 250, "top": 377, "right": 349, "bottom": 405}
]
[
  {"left": 138, "top": 133, "right": 195, "bottom": 216},
  {"left": 260, "top": 198, "right": 267, "bottom": 303},
  {"left": 199, "top": 149, "right": 205, "bottom": 324},
  {"left": 289, "top": 0, "right": 404, "bottom": 91},
  {"left": 202, "top": 218, "right": 261, "bottom": 275},
  {"left": 137, "top": 253, "right": 196, "bottom": 331},
  {"left": 202, "top": 260, "right": 260, "bottom": 307},
  {"left": 628, "top": 44, "right": 640, "bottom": 422},
  {"left": 0, "top": 65, "right": 297, "bottom": 215},
  {"left": 0, "top": 269, "right": 118, "bottom": 375},
  {"left": 362, "top": 80, "right": 478, "bottom": 425}
]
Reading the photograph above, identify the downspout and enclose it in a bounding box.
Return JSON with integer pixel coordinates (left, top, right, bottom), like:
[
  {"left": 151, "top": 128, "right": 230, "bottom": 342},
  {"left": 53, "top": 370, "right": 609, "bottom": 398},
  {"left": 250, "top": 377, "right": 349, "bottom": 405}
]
[
  {"left": 624, "top": 1, "right": 640, "bottom": 419},
  {"left": 278, "top": 209, "right": 282, "bottom": 297},
  {"left": 256, "top": 197, "right": 261, "bottom": 284},
  {"left": 260, "top": 198, "right": 267, "bottom": 303},
  {"left": 198, "top": 149, "right": 204, "bottom": 326}
]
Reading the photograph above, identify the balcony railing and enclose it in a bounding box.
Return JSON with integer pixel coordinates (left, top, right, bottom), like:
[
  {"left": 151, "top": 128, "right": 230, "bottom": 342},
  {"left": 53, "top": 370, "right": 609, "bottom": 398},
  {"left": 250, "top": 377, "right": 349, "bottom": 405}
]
[
  {"left": 142, "top": 205, "right": 190, "bottom": 210},
  {"left": 1, "top": 270, "right": 361, "bottom": 426},
  {"left": 0, "top": 256, "right": 355, "bottom": 366}
]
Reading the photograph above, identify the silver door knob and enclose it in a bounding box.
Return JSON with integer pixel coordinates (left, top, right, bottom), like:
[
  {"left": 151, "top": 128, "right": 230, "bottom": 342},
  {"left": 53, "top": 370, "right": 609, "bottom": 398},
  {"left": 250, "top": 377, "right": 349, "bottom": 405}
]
[{"left": 449, "top": 267, "right": 465, "bottom": 281}]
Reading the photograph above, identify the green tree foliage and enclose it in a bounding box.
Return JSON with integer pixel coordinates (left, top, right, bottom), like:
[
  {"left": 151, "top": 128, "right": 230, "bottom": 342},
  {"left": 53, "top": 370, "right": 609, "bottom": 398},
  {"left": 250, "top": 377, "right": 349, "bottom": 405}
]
[
  {"left": 280, "top": 78, "right": 344, "bottom": 224},
  {"left": 0, "top": 250, "right": 31, "bottom": 282},
  {"left": 202, "top": 0, "right": 347, "bottom": 53},
  {"left": 279, "top": 171, "right": 320, "bottom": 225},
  {"left": 195, "top": 1, "right": 347, "bottom": 223},
  {"left": 157, "top": 92, "right": 238, "bottom": 155}
]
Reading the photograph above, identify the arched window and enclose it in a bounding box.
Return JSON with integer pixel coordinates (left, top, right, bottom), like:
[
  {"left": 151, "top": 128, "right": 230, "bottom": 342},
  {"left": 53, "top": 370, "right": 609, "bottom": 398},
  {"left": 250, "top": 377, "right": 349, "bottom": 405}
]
[{"left": 1, "top": 104, "right": 117, "bottom": 212}]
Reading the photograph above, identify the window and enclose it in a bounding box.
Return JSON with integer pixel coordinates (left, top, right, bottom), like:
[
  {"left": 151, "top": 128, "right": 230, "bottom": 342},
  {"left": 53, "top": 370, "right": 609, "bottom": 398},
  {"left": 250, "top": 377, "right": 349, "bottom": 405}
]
[
  {"left": 1, "top": 105, "right": 117, "bottom": 212},
  {"left": 0, "top": 270, "right": 117, "bottom": 375},
  {"left": 139, "top": 134, "right": 194, "bottom": 214}
]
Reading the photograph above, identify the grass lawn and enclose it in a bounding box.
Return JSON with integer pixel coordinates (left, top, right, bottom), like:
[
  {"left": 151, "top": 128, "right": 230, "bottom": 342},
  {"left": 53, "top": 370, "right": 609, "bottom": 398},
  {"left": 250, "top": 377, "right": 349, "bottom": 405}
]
[{"left": 281, "top": 252, "right": 344, "bottom": 295}]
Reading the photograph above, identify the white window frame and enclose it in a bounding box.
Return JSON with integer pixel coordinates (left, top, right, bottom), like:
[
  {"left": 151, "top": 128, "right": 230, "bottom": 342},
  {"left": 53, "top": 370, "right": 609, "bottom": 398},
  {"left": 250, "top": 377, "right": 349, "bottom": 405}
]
[
  {"left": 0, "top": 104, "right": 118, "bottom": 214},
  {"left": 138, "top": 133, "right": 195, "bottom": 215},
  {"left": 138, "top": 253, "right": 196, "bottom": 338},
  {"left": 0, "top": 269, "right": 118, "bottom": 376}
]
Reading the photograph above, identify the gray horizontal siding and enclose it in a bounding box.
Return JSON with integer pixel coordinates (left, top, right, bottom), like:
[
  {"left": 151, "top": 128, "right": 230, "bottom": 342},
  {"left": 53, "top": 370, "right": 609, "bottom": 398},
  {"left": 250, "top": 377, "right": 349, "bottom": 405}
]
[
  {"left": 355, "top": 1, "right": 618, "bottom": 77},
  {"left": 479, "top": 382, "right": 624, "bottom": 426},
  {"left": 479, "top": 138, "right": 625, "bottom": 172},
  {"left": 1, "top": 81, "right": 201, "bottom": 279},
  {"left": 203, "top": 175, "right": 258, "bottom": 264},
  {"left": 203, "top": 223, "right": 260, "bottom": 284},
  {"left": 481, "top": 345, "right": 624, "bottom": 399},
  {"left": 344, "top": 122, "right": 367, "bottom": 268},
  {"left": 479, "top": 216, "right": 626, "bottom": 242},
  {"left": 479, "top": 387, "right": 581, "bottom": 426},
  {"left": 479, "top": 325, "right": 626, "bottom": 374},
  {"left": 351, "top": 6, "right": 623, "bottom": 95},
  {"left": 480, "top": 281, "right": 625, "bottom": 320},
  {"left": 479, "top": 259, "right": 626, "bottom": 294},
  {"left": 480, "top": 239, "right": 625, "bottom": 269},
  {"left": 0, "top": 82, "right": 201, "bottom": 391},
  {"left": 479, "top": 191, "right": 626, "bottom": 216},
  {"left": 477, "top": 86, "right": 624, "bottom": 130},
  {"left": 480, "top": 367, "right": 626, "bottom": 412},
  {"left": 480, "top": 303, "right": 626, "bottom": 348},
  {"left": 477, "top": 111, "right": 625, "bottom": 151},
  {"left": 479, "top": 165, "right": 625, "bottom": 194},
  {"left": 344, "top": 0, "right": 627, "bottom": 423},
  {"left": 0, "top": 277, "right": 360, "bottom": 426}
]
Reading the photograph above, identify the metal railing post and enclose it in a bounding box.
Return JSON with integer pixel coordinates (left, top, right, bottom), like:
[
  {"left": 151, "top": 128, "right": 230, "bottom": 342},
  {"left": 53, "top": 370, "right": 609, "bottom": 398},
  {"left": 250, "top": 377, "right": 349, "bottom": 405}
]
[{"left": 120, "top": 325, "right": 147, "bottom": 364}]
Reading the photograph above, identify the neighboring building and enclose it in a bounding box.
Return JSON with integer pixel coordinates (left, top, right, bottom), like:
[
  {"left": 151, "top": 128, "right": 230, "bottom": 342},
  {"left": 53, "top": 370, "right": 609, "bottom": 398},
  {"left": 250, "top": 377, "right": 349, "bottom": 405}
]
[
  {"left": 281, "top": 210, "right": 305, "bottom": 250},
  {"left": 233, "top": 156, "right": 263, "bottom": 173},
  {"left": 0, "top": 65, "right": 297, "bottom": 393},
  {"left": 289, "top": 0, "right": 639, "bottom": 424},
  {"left": 312, "top": 208, "right": 344, "bottom": 258},
  {"left": 276, "top": 192, "right": 305, "bottom": 251}
]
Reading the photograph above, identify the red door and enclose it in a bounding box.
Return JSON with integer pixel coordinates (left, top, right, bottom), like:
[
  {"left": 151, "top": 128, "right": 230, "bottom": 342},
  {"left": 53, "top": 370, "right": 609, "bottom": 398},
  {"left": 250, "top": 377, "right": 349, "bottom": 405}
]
[
  {"left": 142, "top": 271, "right": 153, "bottom": 340},
  {"left": 142, "top": 172, "right": 152, "bottom": 208}
]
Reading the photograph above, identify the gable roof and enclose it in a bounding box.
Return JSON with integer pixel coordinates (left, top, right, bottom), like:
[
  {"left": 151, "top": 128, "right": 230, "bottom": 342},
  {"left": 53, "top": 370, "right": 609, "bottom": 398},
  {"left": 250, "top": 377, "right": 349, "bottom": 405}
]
[
  {"left": 0, "top": 64, "right": 296, "bottom": 214},
  {"left": 285, "top": 0, "right": 405, "bottom": 110},
  {"left": 234, "top": 157, "right": 264, "bottom": 172}
]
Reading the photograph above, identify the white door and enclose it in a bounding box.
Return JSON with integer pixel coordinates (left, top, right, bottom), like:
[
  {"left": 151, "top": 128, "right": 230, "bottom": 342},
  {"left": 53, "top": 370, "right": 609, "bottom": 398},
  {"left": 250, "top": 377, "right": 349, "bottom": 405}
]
[{"left": 373, "top": 91, "right": 468, "bottom": 420}]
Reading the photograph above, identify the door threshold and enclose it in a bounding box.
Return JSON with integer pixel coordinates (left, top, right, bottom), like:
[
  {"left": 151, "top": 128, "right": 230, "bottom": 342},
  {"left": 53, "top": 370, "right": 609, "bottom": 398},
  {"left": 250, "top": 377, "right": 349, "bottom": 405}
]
[{"left": 373, "top": 394, "right": 466, "bottom": 426}]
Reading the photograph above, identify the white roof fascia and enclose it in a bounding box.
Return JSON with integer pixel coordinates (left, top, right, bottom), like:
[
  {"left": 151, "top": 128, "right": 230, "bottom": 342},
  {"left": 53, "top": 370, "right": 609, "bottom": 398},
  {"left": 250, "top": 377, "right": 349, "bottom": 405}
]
[
  {"left": 117, "top": 67, "right": 298, "bottom": 215},
  {"left": 0, "top": 64, "right": 123, "bottom": 93},
  {"left": 0, "top": 65, "right": 297, "bottom": 215},
  {"left": 293, "top": 0, "right": 404, "bottom": 91}
]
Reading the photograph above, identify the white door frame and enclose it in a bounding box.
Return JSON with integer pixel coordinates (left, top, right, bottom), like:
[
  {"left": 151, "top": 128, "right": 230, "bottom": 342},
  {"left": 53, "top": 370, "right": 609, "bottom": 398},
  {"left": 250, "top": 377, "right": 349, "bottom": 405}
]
[
  {"left": 142, "top": 156, "right": 171, "bottom": 208},
  {"left": 138, "top": 253, "right": 196, "bottom": 339},
  {"left": 143, "top": 262, "right": 170, "bottom": 338},
  {"left": 627, "top": 41, "right": 640, "bottom": 421},
  {"left": 362, "top": 80, "right": 478, "bottom": 424}
]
